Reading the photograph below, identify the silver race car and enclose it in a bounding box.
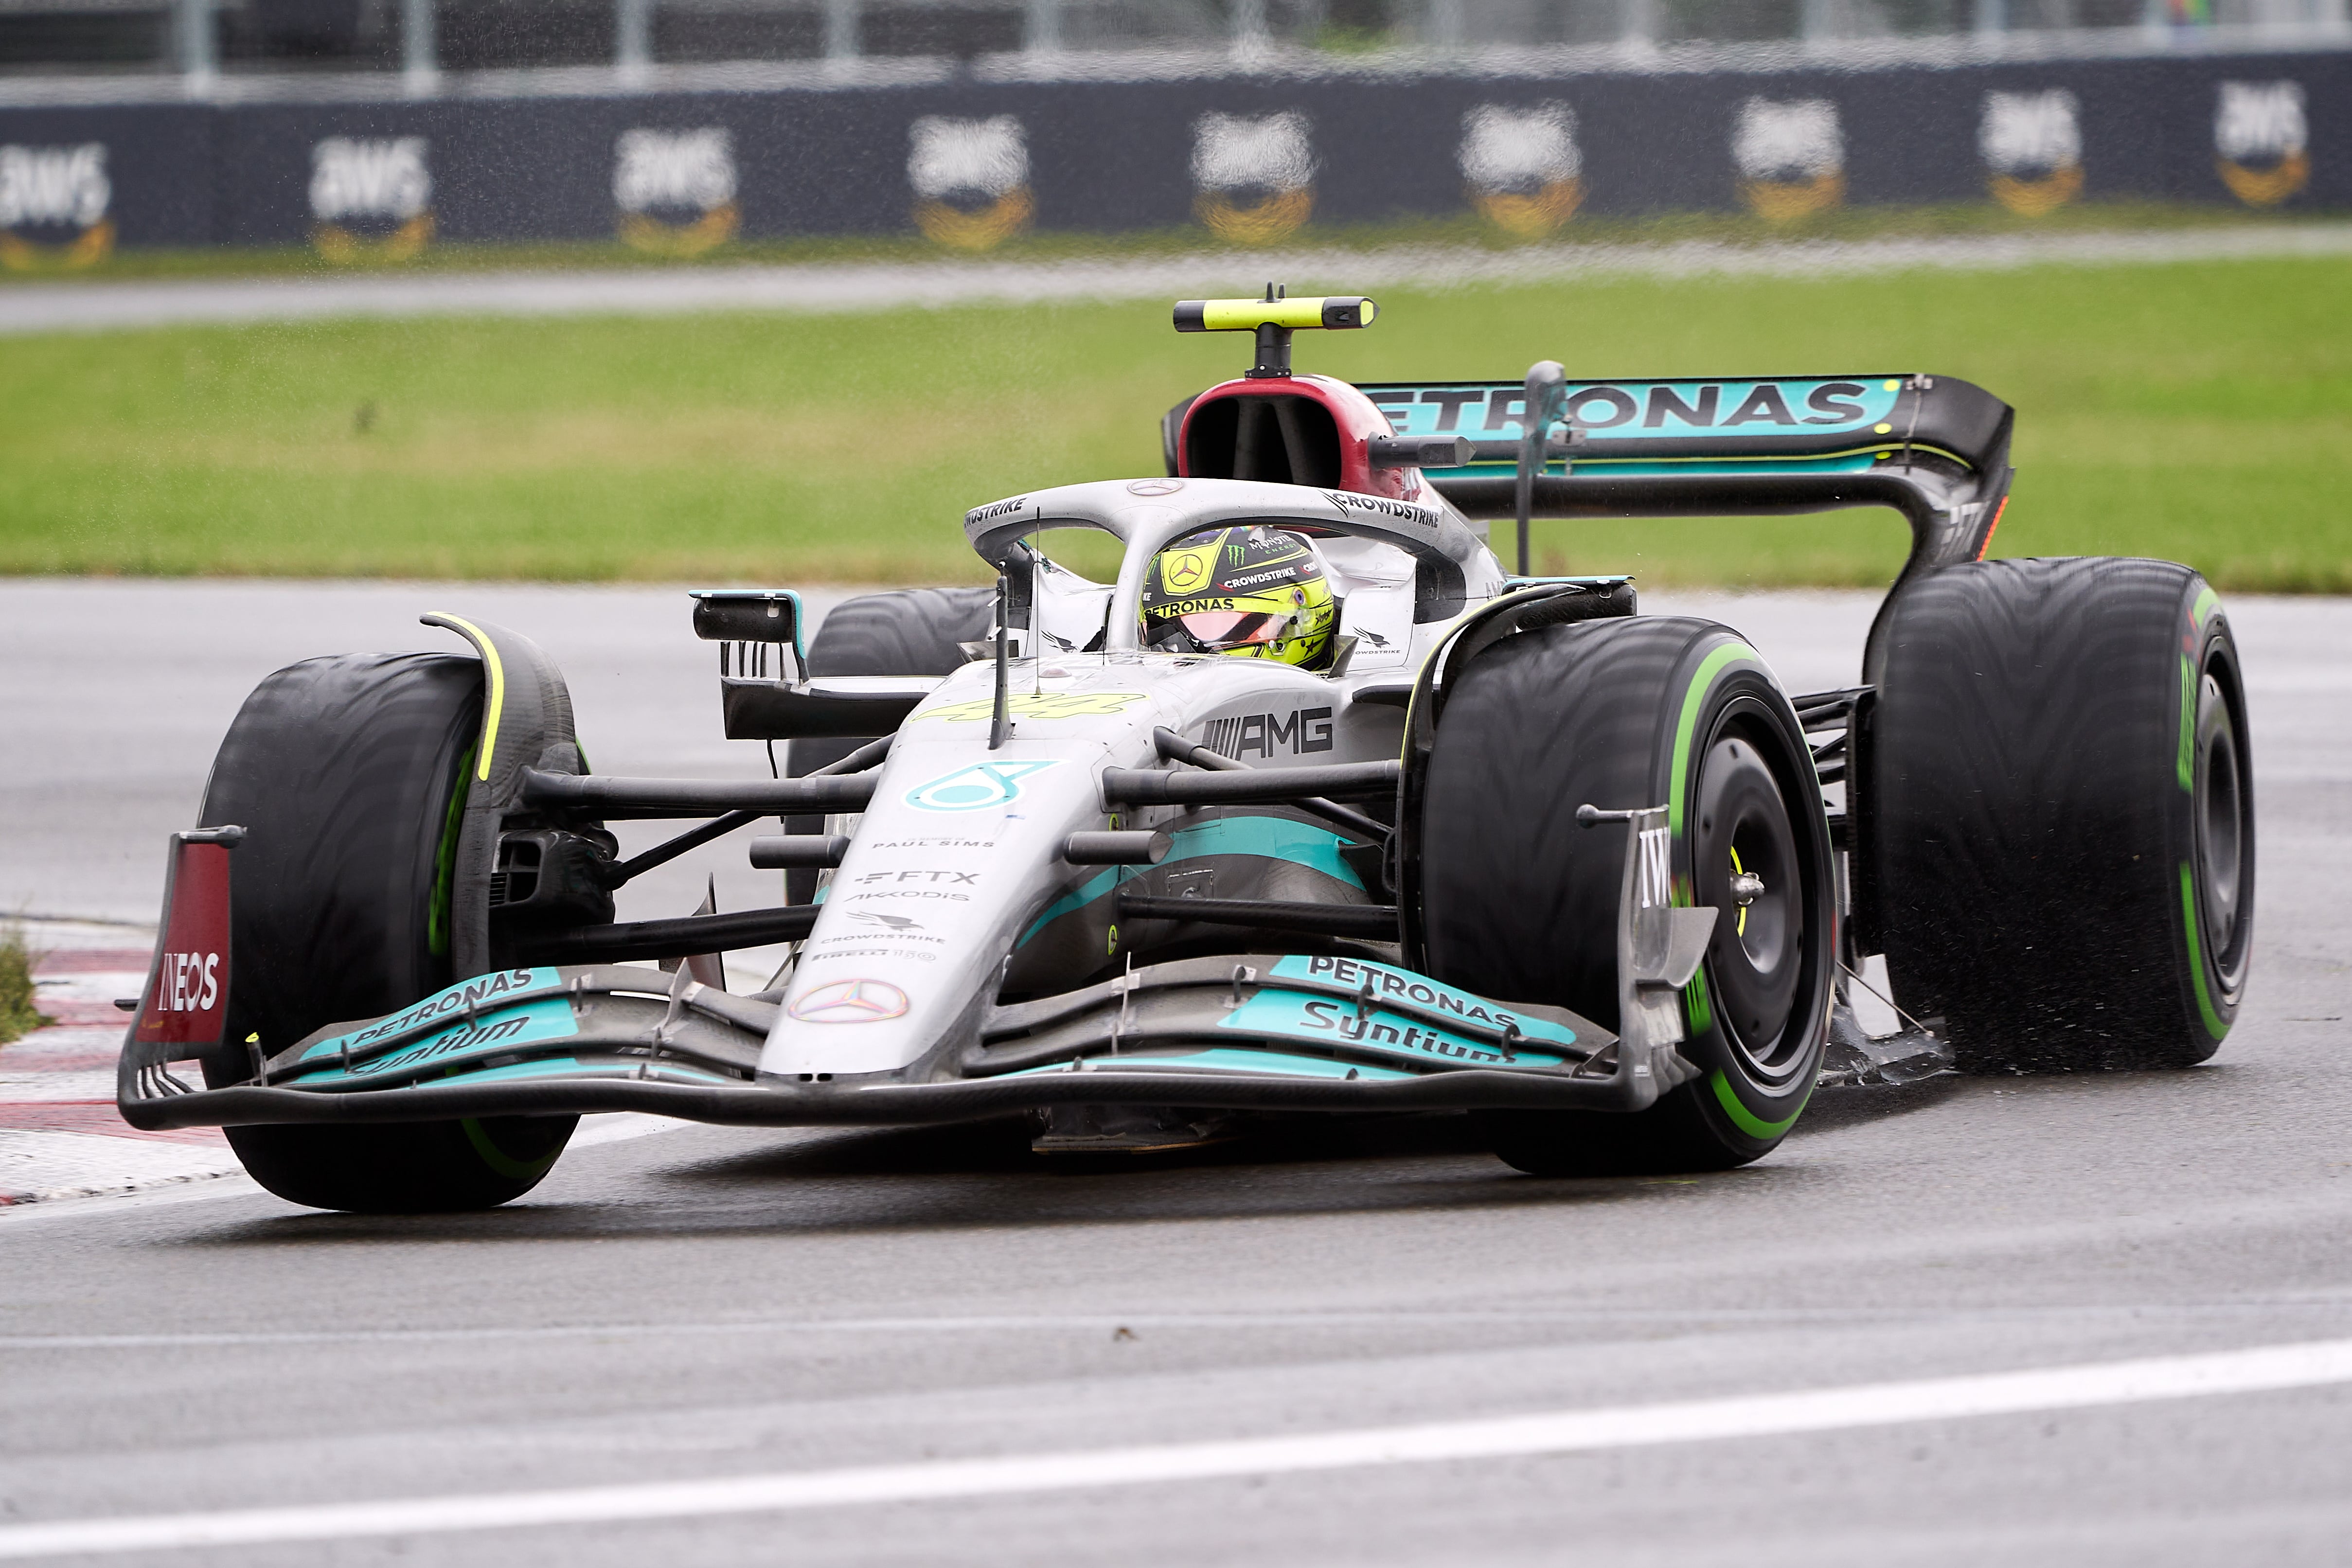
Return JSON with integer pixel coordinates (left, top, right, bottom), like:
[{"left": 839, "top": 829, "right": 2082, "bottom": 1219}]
[{"left": 121, "top": 292, "right": 2255, "bottom": 1209}]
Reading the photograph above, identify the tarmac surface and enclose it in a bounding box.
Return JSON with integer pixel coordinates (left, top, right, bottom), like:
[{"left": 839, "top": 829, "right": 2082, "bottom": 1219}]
[
  {"left": 1, "top": 580, "right": 2348, "bottom": 1565},
  {"left": 1, "top": 224, "right": 2348, "bottom": 335}
]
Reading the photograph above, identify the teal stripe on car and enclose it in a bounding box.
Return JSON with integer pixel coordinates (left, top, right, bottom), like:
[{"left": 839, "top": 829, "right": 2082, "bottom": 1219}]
[
  {"left": 1001, "top": 1048, "right": 1413, "bottom": 1082},
  {"left": 1016, "top": 816, "right": 1369, "bottom": 946}
]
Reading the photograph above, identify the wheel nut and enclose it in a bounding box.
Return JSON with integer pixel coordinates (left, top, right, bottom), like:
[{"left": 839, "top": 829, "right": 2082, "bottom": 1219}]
[{"left": 1729, "top": 872, "right": 1765, "bottom": 907}]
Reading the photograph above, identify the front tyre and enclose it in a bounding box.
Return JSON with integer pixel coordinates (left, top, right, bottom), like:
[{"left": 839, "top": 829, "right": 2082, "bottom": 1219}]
[
  {"left": 200, "top": 652, "right": 576, "bottom": 1212},
  {"left": 1417, "top": 619, "right": 1835, "bottom": 1175}
]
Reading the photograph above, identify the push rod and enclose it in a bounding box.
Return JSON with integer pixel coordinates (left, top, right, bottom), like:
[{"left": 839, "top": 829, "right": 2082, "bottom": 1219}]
[
  {"left": 1113, "top": 892, "right": 1400, "bottom": 939},
  {"left": 603, "top": 734, "right": 895, "bottom": 883},
  {"left": 518, "top": 905, "right": 820, "bottom": 965},
  {"left": 1102, "top": 760, "right": 1400, "bottom": 807},
  {"left": 523, "top": 769, "right": 878, "bottom": 819},
  {"left": 1150, "top": 728, "right": 1390, "bottom": 844}
]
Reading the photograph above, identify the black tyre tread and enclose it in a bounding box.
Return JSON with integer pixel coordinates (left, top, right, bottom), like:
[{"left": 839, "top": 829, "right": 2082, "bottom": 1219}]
[
  {"left": 807, "top": 586, "right": 998, "bottom": 680},
  {"left": 1871, "top": 556, "right": 2239, "bottom": 1072},
  {"left": 1420, "top": 618, "right": 1833, "bottom": 1176},
  {"left": 1422, "top": 620, "right": 1698, "bottom": 1029},
  {"left": 202, "top": 653, "right": 478, "bottom": 1068},
  {"left": 198, "top": 652, "right": 574, "bottom": 1212}
]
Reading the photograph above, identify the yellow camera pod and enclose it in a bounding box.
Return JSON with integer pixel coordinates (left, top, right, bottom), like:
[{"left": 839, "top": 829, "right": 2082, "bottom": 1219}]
[
  {"left": 1172, "top": 295, "right": 1378, "bottom": 333},
  {"left": 1171, "top": 288, "right": 1378, "bottom": 379}
]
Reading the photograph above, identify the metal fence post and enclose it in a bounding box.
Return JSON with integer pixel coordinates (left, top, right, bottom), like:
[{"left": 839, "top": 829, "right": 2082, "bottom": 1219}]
[
  {"left": 1425, "top": 0, "right": 1464, "bottom": 45},
  {"left": 175, "top": 0, "right": 215, "bottom": 85},
  {"left": 1024, "top": 0, "right": 1061, "bottom": 50},
  {"left": 1233, "top": 0, "right": 1268, "bottom": 55},
  {"left": 1620, "top": 0, "right": 1659, "bottom": 47},
  {"left": 824, "top": 0, "right": 858, "bottom": 58},
  {"left": 403, "top": 0, "right": 438, "bottom": 90},
  {"left": 617, "top": 0, "right": 653, "bottom": 75}
]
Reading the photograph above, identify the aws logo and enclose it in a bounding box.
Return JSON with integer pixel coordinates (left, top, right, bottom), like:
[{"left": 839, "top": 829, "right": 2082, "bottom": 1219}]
[
  {"left": 2215, "top": 81, "right": 2308, "bottom": 207},
  {"left": 1733, "top": 98, "right": 1843, "bottom": 224},
  {"left": 309, "top": 137, "right": 432, "bottom": 264},
  {"left": 909, "top": 116, "right": 1032, "bottom": 250},
  {"left": 615, "top": 127, "right": 738, "bottom": 256},
  {"left": 1459, "top": 103, "right": 1582, "bottom": 237},
  {"left": 0, "top": 143, "right": 113, "bottom": 272},
  {"left": 1980, "top": 90, "right": 2083, "bottom": 216},
  {"left": 1193, "top": 111, "right": 1313, "bottom": 246}
]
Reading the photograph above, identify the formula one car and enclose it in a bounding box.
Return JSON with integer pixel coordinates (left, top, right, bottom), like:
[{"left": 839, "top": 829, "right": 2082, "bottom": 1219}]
[{"left": 121, "top": 291, "right": 2256, "bottom": 1211}]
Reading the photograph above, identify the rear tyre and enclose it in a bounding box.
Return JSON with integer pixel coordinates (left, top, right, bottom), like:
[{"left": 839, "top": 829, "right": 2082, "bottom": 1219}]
[
  {"left": 1869, "top": 557, "right": 2252, "bottom": 1072},
  {"left": 1418, "top": 619, "right": 1835, "bottom": 1176},
  {"left": 782, "top": 587, "right": 995, "bottom": 901},
  {"left": 199, "top": 652, "right": 576, "bottom": 1212}
]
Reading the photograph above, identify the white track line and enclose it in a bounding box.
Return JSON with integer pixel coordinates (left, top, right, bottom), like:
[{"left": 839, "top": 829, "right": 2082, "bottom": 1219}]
[
  {"left": 4, "top": 1336, "right": 2349, "bottom": 1559},
  {"left": 1, "top": 224, "right": 2346, "bottom": 335},
  {"left": 4, "top": 1297, "right": 2349, "bottom": 1351}
]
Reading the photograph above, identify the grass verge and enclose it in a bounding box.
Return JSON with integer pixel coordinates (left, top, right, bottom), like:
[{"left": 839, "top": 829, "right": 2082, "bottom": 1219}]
[
  {"left": 0, "top": 926, "right": 53, "bottom": 1046},
  {"left": 1, "top": 247, "right": 2346, "bottom": 591},
  {"left": 0, "top": 198, "right": 2329, "bottom": 285}
]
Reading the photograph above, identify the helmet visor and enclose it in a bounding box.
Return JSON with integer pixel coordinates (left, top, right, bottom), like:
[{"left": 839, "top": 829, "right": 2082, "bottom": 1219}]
[{"left": 1176, "top": 606, "right": 1301, "bottom": 650}]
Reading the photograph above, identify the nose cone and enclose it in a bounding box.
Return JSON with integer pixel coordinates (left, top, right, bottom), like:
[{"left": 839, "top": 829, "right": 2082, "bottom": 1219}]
[{"left": 760, "top": 665, "right": 1168, "bottom": 1079}]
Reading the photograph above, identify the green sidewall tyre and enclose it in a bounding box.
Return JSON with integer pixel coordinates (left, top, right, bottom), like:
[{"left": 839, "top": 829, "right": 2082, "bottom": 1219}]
[
  {"left": 200, "top": 651, "right": 578, "bottom": 1212},
  {"left": 1418, "top": 618, "right": 1835, "bottom": 1176},
  {"left": 1869, "top": 557, "right": 2253, "bottom": 1071}
]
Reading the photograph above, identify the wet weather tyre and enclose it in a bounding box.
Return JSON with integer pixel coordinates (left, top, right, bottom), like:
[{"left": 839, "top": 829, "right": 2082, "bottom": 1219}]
[
  {"left": 1418, "top": 618, "right": 1836, "bottom": 1176},
  {"left": 782, "top": 587, "right": 996, "bottom": 901},
  {"left": 197, "top": 652, "right": 576, "bottom": 1212},
  {"left": 1867, "top": 557, "right": 2252, "bottom": 1073}
]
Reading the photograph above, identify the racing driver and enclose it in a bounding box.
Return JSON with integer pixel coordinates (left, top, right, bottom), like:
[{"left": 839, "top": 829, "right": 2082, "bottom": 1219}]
[{"left": 1138, "top": 525, "right": 1337, "bottom": 670}]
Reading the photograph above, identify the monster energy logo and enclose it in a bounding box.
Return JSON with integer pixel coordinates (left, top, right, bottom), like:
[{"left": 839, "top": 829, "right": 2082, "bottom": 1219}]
[{"left": 1228, "top": 543, "right": 1246, "bottom": 565}]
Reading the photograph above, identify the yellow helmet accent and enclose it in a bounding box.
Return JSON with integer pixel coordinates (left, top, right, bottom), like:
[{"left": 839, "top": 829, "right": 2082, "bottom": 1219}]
[{"left": 1140, "top": 525, "right": 1337, "bottom": 670}]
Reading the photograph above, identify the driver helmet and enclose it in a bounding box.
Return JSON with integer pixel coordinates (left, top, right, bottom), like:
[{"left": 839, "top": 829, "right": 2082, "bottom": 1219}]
[{"left": 1140, "top": 525, "right": 1337, "bottom": 669}]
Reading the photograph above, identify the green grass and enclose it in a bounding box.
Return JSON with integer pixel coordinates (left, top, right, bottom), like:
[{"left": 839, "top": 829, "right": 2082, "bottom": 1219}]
[
  {"left": 0, "top": 926, "right": 53, "bottom": 1047},
  {"left": 0, "top": 197, "right": 2319, "bottom": 285},
  {"left": 2, "top": 249, "right": 2347, "bottom": 590}
]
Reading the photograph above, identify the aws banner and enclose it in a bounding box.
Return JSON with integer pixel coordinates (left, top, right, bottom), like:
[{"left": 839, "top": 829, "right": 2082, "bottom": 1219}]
[{"left": 0, "top": 48, "right": 2340, "bottom": 260}]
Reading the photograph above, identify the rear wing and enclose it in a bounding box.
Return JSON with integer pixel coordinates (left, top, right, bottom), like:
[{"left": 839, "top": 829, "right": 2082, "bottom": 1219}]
[
  {"left": 1355, "top": 372, "right": 2016, "bottom": 677},
  {"left": 1357, "top": 374, "right": 2010, "bottom": 481}
]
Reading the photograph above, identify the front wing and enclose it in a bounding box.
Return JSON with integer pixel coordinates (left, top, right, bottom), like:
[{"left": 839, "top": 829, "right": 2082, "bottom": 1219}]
[{"left": 119, "top": 953, "right": 1702, "bottom": 1131}]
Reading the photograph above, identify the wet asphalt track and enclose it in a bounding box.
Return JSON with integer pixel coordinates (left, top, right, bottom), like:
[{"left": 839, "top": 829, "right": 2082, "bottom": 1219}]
[{"left": 2, "top": 580, "right": 2349, "bottom": 1566}]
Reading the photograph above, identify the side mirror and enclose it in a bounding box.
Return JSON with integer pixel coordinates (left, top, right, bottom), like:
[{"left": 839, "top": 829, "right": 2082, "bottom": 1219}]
[
  {"left": 1368, "top": 435, "right": 1474, "bottom": 470},
  {"left": 691, "top": 588, "right": 806, "bottom": 688},
  {"left": 690, "top": 588, "right": 803, "bottom": 655}
]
